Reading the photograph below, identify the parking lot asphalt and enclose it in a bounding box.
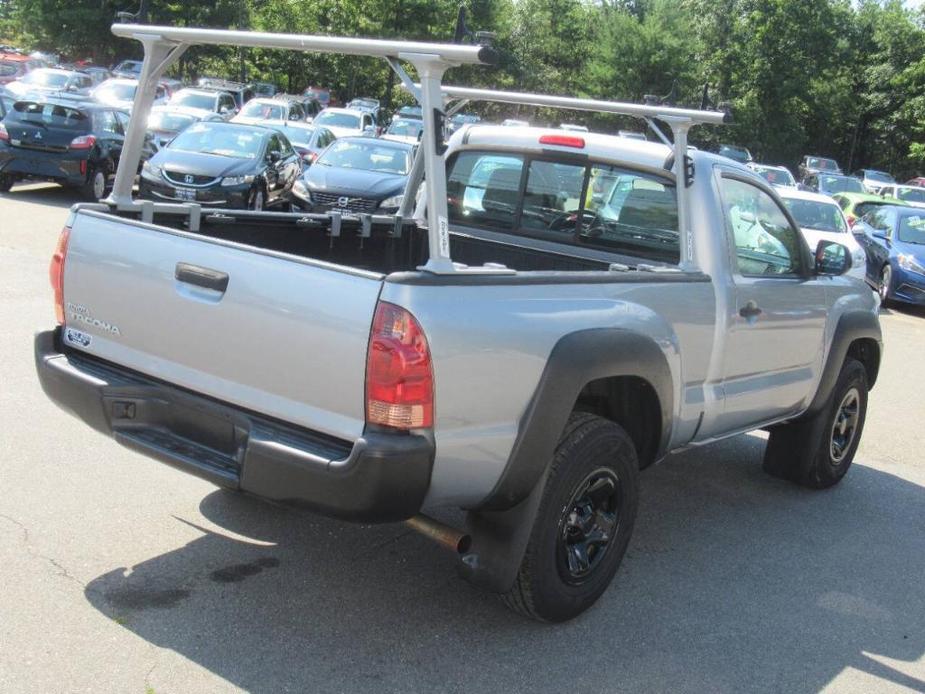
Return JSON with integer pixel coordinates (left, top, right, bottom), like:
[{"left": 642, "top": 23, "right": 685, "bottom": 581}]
[{"left": 1, "top": 183, "right": 923, "bottom": 694}]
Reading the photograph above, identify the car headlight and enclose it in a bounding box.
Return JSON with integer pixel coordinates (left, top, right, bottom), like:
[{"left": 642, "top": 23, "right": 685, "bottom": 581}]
[
  {"left": 140, "top": 160, "right": 162, "bottom": 180},
  {"left": 898, "top": 254, "right": 925, "bottom": 275},
  {"left": 220, "top": 175, "right": 255, "bottom": 187},
  {"left": 292, "top": 180, "right": 311, "bottom": 200},
  {"left": 379, "top": 194, "right": 403, "bottom": 209}
]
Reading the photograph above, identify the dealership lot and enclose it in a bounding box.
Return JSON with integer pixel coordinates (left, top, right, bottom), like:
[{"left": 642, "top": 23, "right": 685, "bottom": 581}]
[{"left": 1, "top": 184, "right": 924, "bottom": 693}]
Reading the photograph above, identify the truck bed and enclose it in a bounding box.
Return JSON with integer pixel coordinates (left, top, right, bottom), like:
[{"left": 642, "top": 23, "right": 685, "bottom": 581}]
[{"left": 126, "top": 207, "right": 624, "bottom": 275}]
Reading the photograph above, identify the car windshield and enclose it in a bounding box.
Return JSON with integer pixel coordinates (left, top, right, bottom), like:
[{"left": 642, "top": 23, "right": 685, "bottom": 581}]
[
  {"left": 387, "top": 119, "right": 422, "bottom": 138},
  {"left": 171, "top": 92, "right": 214, "bottom": 110},
  {"left": 719, "top": 145, "right": 749, "bottom": 162},
  {"left": 819, "top": 175, "right": 864, "bottom": 194},
  {"left": 148, "top": 111, "right": 197, "bottom": 132},
  {"left": 315, "top": 111, "right": 361, "bottom": 129},
  {"left": 399, "top": 106, "right": 422, "bottom": 118},
  {"left": 808, "top": 157, "right": 838, "bottom": 171},
  {"left": 239, "top": 101, "right": 284, "bottom": 120},
  {"left": 8, "top": 100, "right": 88, "bottom": 129},
  {"left": 783, "top": 198, "right": 847, "bottom": 233},
  {"left": 168, "top": 124, "right": 263, "bottom": 159},
  {"left": 897, "top": 188, "right": 925, "bottom": 203},
  {"left": 756, "top": 167, "right": 795, "bottom": 186},
  {"left": 281, "top": 127, "right": 315, "bottom": 148},
  {"left": 22, "top": 70, "right": 68, "bottom": 87},
  {"left": 865, "top": 170, "right": 894, "bottom": 183},
  {"left": 116, "top": 61, "right": 141, "bottom": 72},
  {"left": 96, "top": 82, "right": 135, "bottom": 101},
  {"left": 898, "top": 214, "right": 925, "bottom": 245},
  {"left": 317, "top": 140, "right": 410, "bottom": 174},
  {"left": 855, "top": 202, "right": 889, "bottom": 218}
]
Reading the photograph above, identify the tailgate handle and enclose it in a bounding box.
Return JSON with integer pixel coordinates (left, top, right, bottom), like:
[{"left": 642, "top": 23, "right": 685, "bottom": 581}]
[{"left": 175, "top": 263, "right": 229, "bottom": 292}]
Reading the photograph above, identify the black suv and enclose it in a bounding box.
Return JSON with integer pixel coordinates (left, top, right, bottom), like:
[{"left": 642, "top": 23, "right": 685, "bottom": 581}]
[{"left": 0, "top": 98, "right": 128, "bottom": 199}]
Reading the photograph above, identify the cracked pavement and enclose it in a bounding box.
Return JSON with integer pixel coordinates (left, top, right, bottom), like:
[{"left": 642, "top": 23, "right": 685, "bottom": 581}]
[{"left": 1, "top": 184, "right": 924, "bottom": 693}]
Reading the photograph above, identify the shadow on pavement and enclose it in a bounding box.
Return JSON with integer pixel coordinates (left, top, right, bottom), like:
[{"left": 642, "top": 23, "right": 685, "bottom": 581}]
[{"left": 84, "top": 433, "right": 925, "bottom": 693}]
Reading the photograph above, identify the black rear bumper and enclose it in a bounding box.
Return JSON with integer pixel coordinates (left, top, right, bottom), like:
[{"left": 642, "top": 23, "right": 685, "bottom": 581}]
[{"left": 34, "top": 329, "right": 433, "bottom": 522}]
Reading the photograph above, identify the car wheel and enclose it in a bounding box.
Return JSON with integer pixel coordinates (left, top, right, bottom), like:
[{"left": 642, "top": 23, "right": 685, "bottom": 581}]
[
  {"left": 763, "top": 358, "right": 868, "bottom": 489},
  {"left": 879, "top": 264, "right": 892, "bottom": 304},
  {"left": 501, "top": 413, "right": 639, "bottom": 622},
  {"left": 80, "top": 168, "right": 107, "bottom": 201},
  {"left": 0, "top": 174, "right": 13, "bottom": 193},
  {"left": 248, "top": 187, "right": 265, "bottom": 211}
]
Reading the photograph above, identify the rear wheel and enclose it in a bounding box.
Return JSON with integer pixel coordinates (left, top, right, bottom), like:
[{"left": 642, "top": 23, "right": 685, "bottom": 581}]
[
  {"left": 80, "top": 168, "right": 107, "bottom": 201},
  {"left": 502, "top": 413, "right": 639, "bottom": 622},
  {"left": 763, "top": 358, "right": 868, "bottom": 489},
  {"left": 0, "top": 174, "right": 14, "bottom": 193}
]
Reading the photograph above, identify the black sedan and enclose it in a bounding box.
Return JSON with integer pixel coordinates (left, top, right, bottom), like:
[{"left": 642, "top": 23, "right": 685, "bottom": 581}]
[
  {"left": 0, "top": 98, "right": 128, "bottom": 199},
  {"left": 291, "top": 136, "right": 414, "bottom": 214},
  {"left": 138, "top": 121, "right": 301, "bottom": 210}
]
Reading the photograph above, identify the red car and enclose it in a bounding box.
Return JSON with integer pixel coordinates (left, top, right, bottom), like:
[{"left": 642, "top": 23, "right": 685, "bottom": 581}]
[
  {"left": 906, "top": 177, "right": 925, "bottom": 188},
  {"left": 0, "top": 53, "right": 41, "bottom": 86}
]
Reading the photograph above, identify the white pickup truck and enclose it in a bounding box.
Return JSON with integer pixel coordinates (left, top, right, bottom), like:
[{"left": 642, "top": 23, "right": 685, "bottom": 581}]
[{"left": 33, "top": 24, "right": 881, "bottom": 622}]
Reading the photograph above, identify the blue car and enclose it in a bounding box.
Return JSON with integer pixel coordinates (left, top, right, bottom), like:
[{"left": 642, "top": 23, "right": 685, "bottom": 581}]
[{"left": 853, "top": 204, "right": 925, "bottom": 304}]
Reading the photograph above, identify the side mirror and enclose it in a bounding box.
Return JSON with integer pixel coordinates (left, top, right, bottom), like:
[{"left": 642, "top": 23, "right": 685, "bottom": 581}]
[
  {"left": 363, "top": 125, "right": 376, "bottom": 136},
  {"left": 267, "top": 150, "right": 281, "bottom": 163},
  {"left": 814, "top": 240, "right": 851, "bottom": 276},
  {"left": 219, "top": 106, "right": 232, "bottom": 115}
]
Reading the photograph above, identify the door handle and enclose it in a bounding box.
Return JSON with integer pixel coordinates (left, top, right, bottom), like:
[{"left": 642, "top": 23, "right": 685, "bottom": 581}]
[
  {"left": 175, "top": 262, "right": 229, "bottom": 292},
  {"left": 739, "top": 300, "right": 762, "bottom": 319}
]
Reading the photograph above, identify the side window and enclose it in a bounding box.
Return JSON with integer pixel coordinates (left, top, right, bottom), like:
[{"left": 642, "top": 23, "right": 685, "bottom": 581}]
[
  {"left": 277, "top": 134, "right": 293, "bottom": 156},
  {"left": 288, "top": 103, "right": 303, "bottom": 121},
  {"left": 114, "top": 111, "right": 130, "bottom": 132},
  {"left": 836, "top": 196, "right": 850, "bottom": 210},
  {"left": 520, "top": 159, "right": 586, "bottom": 235},
  {"left": 581, "top": 166, "right": 679, "bottom": 263},
  {"left": 864, "top": 209, "right": 889, "bottom": 232},
  {"left": 109, "top": 111, "right": 125, "bottom": 135},
  {"left": 219, "top": 94, "right": 234, "bottom": 113},
  {"left": 721, "top": 177, "right": 803, "bottom": 277},
  {"left": 266, "top": 134, "right": 282, "bottom": 158},
  {"left": 447, "top": 151, "right": 524, "bottom": 231},
  {"left": 95, "top": 110, "right": 118, "bottom": 134}
]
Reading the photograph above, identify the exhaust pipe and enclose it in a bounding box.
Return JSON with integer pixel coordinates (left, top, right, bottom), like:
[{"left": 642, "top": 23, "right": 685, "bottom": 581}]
[{"left": 404, "top": 515, "right": 471, "bottom": 554}]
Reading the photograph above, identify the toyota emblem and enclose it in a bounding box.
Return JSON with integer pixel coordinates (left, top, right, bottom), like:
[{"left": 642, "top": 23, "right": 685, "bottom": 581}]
[
  {"left": 184, "top": 174, "right": 194, "bottom": 184},
  {"left": 337, "top": 196, "right": 350, "bottom": 207}
]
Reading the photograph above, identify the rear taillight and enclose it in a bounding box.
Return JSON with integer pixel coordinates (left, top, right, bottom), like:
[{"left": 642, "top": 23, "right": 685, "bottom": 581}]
[
  {"left": 0, "top": 124, "right": 9, "bottom": 142},
  {"left": 366, "top": 302, "right": 434, "bottom": 429},
  {"left": 49, "top": 227, "right": 71, "bottom": 324},
  {"left": 69, "top": 135, "right": 97, "bottom": 150}
]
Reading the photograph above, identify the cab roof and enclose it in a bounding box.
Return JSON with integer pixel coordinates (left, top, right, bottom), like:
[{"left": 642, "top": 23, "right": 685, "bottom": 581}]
[{"left": 451, "top": 125, "right": 673, "bottom": 172}]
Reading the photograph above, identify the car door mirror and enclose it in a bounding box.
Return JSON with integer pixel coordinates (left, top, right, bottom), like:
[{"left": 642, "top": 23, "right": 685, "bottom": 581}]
[
  {"left": 814, "top": 240, "right": 851, "bottom": 276},
  {"left": 219, "top": 105, "right": 232, "bottom": 115},
  {"left": 363, "top": 125, "right": 376, "bottom": 136},
  {"left": 267, "top": 150, "right": 281, "bottom": 163}
]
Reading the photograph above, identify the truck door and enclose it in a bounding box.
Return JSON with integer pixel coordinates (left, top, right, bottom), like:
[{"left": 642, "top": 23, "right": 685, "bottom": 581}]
[{"left": 715, "top": 173, "right": 828, "bottom": 433}]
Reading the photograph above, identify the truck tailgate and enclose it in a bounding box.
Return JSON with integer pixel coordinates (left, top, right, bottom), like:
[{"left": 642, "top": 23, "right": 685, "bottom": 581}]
[{"left": 61, "top": 210, "right": 383, "bottom": 441}]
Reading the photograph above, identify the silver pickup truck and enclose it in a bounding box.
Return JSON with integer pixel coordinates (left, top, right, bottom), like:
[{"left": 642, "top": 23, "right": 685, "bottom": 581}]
[{"left": 34, "top": 25, "right": 881, "bottom": 622}]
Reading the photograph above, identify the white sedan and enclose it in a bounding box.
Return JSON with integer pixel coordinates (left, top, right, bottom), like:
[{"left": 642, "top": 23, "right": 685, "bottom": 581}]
[{"left": 778, "top": 188, "right": 867, "bottom": 282}]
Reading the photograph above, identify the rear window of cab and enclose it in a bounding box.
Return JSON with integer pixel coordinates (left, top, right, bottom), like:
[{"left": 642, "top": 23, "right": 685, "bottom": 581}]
[{"left": 446, "top": 150, "right": 679, "bottom": 264}]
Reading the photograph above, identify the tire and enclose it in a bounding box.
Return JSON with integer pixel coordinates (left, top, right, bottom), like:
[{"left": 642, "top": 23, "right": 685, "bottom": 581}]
[
  {"left": 501, "top": 413, "right": 639, "bottom": 622},
  {"left": 879, "top": 264, "right": 892, "bottom": 304},
  {"left": 0, "top": 174, "right": 13, "bottom": 193},
  {"left": 248, "top": 186, "right": 265, "bottom": 211},
  {"left": 763, "top": 358, "right": 868, "bottom": 489},
  {"left": 80, "top": 167, "right": 107, "bottom": 201}
]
